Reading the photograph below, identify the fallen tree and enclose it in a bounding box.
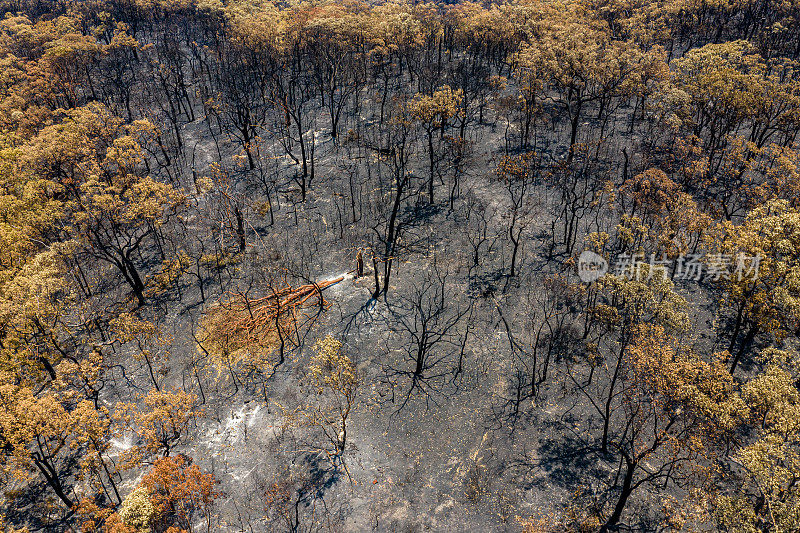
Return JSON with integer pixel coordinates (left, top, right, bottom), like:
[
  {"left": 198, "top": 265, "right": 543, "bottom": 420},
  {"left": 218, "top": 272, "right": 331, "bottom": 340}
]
[{"left": 199, "top": 276, "right": 345, "bottom": 382}]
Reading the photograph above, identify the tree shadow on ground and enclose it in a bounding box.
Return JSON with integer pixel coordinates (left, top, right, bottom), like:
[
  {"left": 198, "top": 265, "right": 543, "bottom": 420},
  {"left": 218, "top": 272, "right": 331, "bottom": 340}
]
[{"left": 510, "top": 427, "right": 605, "bottom": 493}]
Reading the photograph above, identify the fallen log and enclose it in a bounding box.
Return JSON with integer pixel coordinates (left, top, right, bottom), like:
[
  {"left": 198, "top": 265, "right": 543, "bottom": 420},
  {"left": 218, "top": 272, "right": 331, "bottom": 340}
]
[{"left": 199, "top": 276, "right": 345, "bottom": 369}]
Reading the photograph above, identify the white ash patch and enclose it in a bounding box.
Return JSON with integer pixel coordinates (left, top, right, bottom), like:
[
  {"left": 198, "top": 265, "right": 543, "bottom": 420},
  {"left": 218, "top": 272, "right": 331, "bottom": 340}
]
[
  {"left": 204, "top": 403, "right": 265, "bottom": 447},
  {"left": 109, "top": 433, "right": 134, "bottom": 456}
]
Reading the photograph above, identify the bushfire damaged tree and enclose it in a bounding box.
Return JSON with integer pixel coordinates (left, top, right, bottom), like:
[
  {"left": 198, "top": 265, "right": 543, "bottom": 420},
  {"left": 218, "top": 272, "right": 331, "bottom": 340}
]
[
  {"left": 593, "top": 325, "right": 743, "bottom": 532},
  {"left": 495, "top": 151, "right": 537, "bottom": 279},
  {"left": 199, "top": 275, "right": 343, "bottom": 387},
  {"left": 261, "top": 457, "right": 340, "bottom": 533},
  {"left": 283, "top": 334, "right": 362, "bottom": 466},
  {"left": 544, "top": 146, "right": 612, "bottom": 259},
  {"left": 383, "top": 263, "right": 470, "bottom": 410},
  {"left": 712, "top": 200, "right": 800, "bottom": 374},
  {"left": 15, "top": 103, "right": 185, "bottom": 305},
  {"left": 405, "top": 86, "right": 464, "bottom": 204},
  {"left": 89, "top": 454, "right": 221, "bottom": 533},
  {"left": 370, "top": 101, "right": 417, "bottom": 298},
  {"left": 513, "top": 11, "right": 666, "bottom": 164},
  {"left": 496, "top": 275, "right": 583, "bottom": 425},
  {"left": 712, "top": 348, "right": 800, "bottom": 532},
  {"left": 580, "top": 265, "right": 690, "bottom": 454},
  {"left": 3, "top": 0, "right": 800, "bottom": 531}
]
